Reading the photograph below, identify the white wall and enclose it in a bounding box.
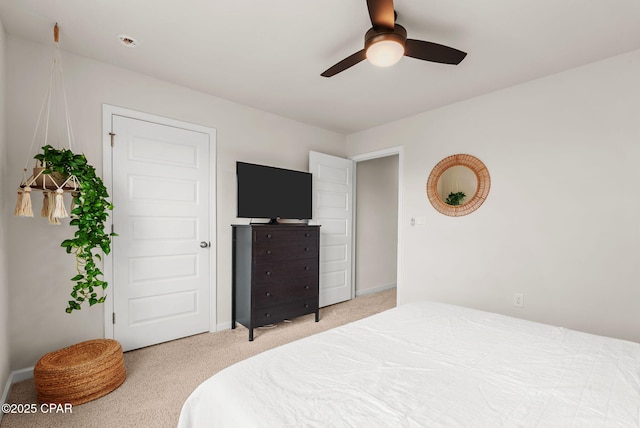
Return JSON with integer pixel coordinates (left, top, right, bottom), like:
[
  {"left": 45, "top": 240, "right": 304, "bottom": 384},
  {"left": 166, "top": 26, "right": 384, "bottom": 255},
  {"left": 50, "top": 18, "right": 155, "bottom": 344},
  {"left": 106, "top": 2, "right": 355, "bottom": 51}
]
[
  {"left": 5, "top": 35, "right": 346, "bottom": 370},
  {"left": 347, "top": 49, "right": 640, "bottom": 343},
  {"left": 0, "top": 17, "right": 11, "bottom": 398},
  {"left": 355, "top": 156, "right": 398, "bottom": 294}
]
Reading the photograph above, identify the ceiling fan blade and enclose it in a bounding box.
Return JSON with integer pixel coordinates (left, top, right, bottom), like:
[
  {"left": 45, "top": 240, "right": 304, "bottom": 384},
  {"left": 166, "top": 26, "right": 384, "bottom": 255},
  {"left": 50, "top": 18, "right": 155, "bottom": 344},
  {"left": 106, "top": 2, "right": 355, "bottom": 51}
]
[
  {"left": 405, "top": 39, "right": 467, "bottom": 65},
  {"left": 321, "top": 50, "right": 366, "bottom": 77},
  {"left": 367, "top": 0, "right": 395, "bottom": 29}
]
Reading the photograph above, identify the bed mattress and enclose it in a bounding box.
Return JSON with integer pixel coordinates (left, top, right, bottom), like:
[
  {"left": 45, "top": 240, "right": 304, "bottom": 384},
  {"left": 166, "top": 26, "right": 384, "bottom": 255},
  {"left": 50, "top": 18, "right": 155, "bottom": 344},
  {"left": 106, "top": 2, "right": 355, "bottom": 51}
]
[{"left": 178, "top": 301, "right": 640, "bottom": 427}]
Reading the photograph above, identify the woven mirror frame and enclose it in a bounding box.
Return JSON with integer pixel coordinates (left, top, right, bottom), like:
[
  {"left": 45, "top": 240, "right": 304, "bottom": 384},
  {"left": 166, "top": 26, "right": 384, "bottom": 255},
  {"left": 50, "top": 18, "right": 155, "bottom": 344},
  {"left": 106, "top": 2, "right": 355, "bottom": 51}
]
[{"left": 426, "top": 154, "right": 490, "bottom": 217}]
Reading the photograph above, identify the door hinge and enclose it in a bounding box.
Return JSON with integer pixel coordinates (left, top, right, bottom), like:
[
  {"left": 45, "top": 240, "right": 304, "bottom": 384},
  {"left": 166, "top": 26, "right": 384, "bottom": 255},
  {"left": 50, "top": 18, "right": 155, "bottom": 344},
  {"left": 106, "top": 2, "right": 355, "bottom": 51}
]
[
  {"left": 109, "top": 132, "right": 115, "bottom": 147},
  {"left": 112, "top": 312, "right": 116, "bottom": 324}
]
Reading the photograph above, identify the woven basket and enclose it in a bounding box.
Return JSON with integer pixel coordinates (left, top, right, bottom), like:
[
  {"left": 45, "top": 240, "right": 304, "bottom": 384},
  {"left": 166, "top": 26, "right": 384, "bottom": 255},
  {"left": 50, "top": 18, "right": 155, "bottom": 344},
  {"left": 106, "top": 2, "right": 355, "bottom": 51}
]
[{"left": 34, "top": 339, "right": 126, "bottom": 405}]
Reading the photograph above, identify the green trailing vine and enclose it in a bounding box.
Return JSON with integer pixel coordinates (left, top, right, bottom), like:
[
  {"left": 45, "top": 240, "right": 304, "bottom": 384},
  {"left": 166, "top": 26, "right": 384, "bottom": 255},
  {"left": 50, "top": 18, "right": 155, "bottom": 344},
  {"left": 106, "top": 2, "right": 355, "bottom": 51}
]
[
  {"left": 35, "top": 145, "right": 115, "bottom": 313},
  {"left": 445, "top": 191, "right": 466, "bottom": 206}
]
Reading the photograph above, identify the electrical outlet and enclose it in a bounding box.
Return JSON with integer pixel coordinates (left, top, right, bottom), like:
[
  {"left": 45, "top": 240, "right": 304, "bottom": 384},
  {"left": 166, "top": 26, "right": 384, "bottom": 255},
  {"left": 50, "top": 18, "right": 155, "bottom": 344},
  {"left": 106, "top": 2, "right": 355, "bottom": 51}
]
[{"left": 513, "top": 293, "right": 524, "bottom": 308}]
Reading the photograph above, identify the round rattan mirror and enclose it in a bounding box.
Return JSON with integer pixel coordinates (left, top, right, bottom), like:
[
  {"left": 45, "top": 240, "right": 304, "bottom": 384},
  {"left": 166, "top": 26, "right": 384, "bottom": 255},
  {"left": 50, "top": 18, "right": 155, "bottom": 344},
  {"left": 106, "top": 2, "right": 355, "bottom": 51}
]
[{"left": 426, "top": 154, "right": 490, "bottom": 217}]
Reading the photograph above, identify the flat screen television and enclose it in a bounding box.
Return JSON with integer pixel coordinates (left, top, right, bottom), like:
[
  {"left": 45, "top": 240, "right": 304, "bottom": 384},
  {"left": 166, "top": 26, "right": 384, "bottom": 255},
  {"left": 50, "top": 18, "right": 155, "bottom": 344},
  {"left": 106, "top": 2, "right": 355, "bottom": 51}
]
[{"left": 236, "top": 162, "right": 312, "bottom": 223}]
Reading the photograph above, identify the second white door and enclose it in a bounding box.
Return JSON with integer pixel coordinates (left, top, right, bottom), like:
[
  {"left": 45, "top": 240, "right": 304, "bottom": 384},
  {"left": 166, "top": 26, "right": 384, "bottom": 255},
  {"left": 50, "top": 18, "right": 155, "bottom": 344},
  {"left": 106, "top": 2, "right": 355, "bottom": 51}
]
[{"left": 309, "top": 151, "right": 354, "bottom": 307}]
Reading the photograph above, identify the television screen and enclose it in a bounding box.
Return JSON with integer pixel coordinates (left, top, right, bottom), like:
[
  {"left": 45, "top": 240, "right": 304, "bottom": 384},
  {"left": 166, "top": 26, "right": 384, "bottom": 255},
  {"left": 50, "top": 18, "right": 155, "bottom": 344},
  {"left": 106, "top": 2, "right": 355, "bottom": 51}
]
[{"left": 236, "top": 162, "right": 312, "bottom": 222}]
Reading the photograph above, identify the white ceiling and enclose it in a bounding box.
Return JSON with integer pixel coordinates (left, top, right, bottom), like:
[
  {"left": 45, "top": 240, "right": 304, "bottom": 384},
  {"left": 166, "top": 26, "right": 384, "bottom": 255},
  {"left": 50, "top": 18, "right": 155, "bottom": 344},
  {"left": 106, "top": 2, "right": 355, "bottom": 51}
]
[{"left": 1, "top": 0, "right": 640, "bottom": 134}]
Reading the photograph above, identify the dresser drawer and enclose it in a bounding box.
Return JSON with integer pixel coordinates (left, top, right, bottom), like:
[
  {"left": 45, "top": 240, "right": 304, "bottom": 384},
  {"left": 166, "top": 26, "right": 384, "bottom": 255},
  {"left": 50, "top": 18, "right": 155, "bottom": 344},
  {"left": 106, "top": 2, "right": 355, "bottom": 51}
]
[
  {"left": 252, "top": 258, "right": 318, "bottom": 285},
  {"left": 253, "top": 299, "right": 318, "bottom": 326},
  {"left": 253, "top": 239, "right": 318, "bottom": 263},
  {"left": 253, "top": 280, "right": 317, "bottom": 307},
  {"left": 253, "top": 228, "right": 318, "bottom": 244}
]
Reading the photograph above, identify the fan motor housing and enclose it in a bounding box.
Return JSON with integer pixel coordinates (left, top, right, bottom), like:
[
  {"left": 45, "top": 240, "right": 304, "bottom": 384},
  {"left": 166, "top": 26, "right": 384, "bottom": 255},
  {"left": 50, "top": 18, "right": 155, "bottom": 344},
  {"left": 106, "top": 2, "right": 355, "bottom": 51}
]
[{"left": 364, "top": 24, "right": 408, "bottom": 50}]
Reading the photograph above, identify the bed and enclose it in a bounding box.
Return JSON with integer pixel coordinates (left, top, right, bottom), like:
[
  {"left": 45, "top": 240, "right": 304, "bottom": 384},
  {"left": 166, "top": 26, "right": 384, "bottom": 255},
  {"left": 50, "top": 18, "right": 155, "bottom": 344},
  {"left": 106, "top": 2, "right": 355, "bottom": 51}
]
[{"left": 178, "top": 301, "right": 640, "bottom": 427}]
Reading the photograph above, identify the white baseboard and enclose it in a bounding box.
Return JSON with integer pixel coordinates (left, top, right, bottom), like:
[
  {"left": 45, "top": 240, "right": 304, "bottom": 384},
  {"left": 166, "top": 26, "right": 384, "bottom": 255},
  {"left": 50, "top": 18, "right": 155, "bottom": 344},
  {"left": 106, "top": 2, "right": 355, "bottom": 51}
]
[
  {"left": 355, "top": 283, "right": 397, "bottom": 297},
  {"left": 216, "top": 321, "right": 232, "bottom": 331},
  {"left": 1, "top": 375, "right": 9, "bottom": 423},
  {"left": 10, "top": 367, "right": 33, "bottom": 383},
  {"left": 1, "top": 367, "right": 34, "bottom": 423}
]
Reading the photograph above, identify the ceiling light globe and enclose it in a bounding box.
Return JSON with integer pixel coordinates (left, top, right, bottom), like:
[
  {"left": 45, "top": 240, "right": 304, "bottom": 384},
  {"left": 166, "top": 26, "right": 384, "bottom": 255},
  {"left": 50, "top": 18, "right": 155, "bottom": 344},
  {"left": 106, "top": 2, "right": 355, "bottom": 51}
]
[{"left": 366, "top": 40, "right": 405, "bottom": 67}]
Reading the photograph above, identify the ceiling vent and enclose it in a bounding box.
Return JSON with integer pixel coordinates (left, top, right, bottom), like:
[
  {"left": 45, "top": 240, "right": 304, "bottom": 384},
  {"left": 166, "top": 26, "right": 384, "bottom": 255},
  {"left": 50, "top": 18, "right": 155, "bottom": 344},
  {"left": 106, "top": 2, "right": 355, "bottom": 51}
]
[{"left": 117, "top": 35, "right": 138, "bottom": 48}]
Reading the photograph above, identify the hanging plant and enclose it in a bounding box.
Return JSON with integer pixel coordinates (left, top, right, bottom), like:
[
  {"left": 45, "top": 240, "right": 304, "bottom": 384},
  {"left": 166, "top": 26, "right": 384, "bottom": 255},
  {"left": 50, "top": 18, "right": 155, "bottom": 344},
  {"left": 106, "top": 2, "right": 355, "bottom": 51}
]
[
  {"left": 34, "top": 145, "right": 115, "bottom": 313},
  {"left": 445, "top": 191, "right": 466, "bottom": 206},
  {"left": 12, "top": 25, "right": 115, "bottom": 313}
]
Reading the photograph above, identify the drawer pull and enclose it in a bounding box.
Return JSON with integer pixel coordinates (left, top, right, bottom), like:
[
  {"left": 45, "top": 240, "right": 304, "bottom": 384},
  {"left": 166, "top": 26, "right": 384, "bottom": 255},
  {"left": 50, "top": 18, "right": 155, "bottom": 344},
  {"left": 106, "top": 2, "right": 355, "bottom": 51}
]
[
  {"left": 265, "top": 292, "right": 271, "bottom": 297},
  {"left": 266, "top": 234, "right": 272, "bottom": 239},
  {"left": 304, "top": 304, "right": 309, "bottom": 308},
  {"left": 304, "top": 266, "right": 310, "bottom": 271},
  {"left": 304, "top": 285, "right": 310, "bottom": 290},
  {"left": 304, "top": 247, "right": 309, "bottom": 252},
  {"left": 265, "top": 271, "right": 272, "bottom": 276},
  {"left": 266, "top": 250, "right": 272, "bottom": 255},
  {"left": 265, "top": 313, "right": 271, "bottom": 318},
  {"left": 304, "top": 233, "right": 310, "bottom": 237}
]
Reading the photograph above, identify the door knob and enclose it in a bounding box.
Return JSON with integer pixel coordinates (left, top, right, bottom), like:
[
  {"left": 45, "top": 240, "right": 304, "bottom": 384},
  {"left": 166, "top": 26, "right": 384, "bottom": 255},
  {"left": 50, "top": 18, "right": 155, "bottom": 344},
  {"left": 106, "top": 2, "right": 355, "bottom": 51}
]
[{"left": 200, "top": 241, "right": 210, "bottom": 248}]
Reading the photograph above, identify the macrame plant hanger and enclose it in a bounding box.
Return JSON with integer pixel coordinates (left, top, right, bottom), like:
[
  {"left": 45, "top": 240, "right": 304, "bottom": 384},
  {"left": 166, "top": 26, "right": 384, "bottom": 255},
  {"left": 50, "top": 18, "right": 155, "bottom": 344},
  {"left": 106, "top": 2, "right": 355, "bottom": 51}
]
[{"left": 14, "top": 24, "right": 81, "bottom": 224}]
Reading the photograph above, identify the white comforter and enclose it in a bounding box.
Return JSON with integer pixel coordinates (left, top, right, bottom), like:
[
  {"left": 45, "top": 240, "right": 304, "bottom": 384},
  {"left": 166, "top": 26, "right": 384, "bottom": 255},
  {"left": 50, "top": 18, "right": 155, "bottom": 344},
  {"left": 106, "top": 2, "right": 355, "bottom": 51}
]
[{"left": 178, "top": 301, "right": 640, "bottom": 427}]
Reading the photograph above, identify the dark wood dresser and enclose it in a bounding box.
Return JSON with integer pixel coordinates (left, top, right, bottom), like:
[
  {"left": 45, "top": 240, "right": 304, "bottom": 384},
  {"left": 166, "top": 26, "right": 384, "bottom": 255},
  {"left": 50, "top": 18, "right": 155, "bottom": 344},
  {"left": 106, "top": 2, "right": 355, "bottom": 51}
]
[{"left": 232, "top": 224, "right": 320, "bottom": 341}]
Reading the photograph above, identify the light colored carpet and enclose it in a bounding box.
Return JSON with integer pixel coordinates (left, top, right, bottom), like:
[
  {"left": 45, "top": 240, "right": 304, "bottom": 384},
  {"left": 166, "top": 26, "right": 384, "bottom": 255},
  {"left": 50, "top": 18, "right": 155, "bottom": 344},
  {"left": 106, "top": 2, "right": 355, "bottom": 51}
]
[{"left": 1, "top": 288, "right": 396, "bottom": 428}]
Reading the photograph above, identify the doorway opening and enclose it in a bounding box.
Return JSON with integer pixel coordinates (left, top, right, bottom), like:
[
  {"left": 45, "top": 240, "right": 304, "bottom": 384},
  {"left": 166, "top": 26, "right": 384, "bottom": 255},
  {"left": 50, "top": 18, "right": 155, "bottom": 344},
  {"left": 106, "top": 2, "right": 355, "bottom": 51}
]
[{"left": 351, "top": 147, "right": 402, "bottom": 303}]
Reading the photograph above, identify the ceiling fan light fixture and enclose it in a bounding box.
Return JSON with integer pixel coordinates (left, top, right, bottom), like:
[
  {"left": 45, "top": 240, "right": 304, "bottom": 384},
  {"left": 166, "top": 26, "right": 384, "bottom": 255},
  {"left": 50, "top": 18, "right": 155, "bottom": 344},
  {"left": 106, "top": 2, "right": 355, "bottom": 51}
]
[
  {"left": 319, "top": 3, "right": 467, "bottom": 77},
  {"left": 366, "top": 39, "right": 404, "bottom": 67}
]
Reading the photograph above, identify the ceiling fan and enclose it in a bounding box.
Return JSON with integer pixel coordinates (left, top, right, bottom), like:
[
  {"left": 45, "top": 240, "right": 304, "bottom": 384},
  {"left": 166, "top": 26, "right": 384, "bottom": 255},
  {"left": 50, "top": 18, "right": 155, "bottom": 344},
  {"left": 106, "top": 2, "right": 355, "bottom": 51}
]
[{"left": 321, "top": 0, "right": 467, "bottom": 77}]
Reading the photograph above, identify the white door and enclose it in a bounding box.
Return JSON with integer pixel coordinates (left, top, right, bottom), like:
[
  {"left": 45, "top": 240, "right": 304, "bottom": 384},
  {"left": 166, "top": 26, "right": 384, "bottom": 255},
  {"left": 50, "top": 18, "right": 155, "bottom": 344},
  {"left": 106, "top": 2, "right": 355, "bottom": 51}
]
[
  {"left": 109, "top": 114, "right": 213, "bottom": 351},
  {"left": 309, "top": 151, "right": 354, "bottom": 307}
]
